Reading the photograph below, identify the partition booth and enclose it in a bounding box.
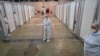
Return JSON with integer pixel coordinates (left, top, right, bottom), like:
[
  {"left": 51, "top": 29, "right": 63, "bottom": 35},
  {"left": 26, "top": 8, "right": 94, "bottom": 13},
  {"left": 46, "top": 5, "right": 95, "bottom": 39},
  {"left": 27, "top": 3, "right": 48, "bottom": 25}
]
[
  {"left": 54, "top": 0, "right": 99, "bottom": 40},
  {"left": 80, "top": 0, "right": 98, "bottom": 38},
  {"left": 0, "top": 3, "right": 7, "bottom": 39},
  {"left": 0, "top": 2, "right": 35, "bottom": 39}
]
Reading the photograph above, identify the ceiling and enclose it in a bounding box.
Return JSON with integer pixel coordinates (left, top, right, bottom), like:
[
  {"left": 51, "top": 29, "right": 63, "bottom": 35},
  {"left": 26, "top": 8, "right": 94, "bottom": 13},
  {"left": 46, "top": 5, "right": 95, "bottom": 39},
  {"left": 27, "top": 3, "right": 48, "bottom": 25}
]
[{"left": 2, "top": 0, "right": 58, "bottom": 2}]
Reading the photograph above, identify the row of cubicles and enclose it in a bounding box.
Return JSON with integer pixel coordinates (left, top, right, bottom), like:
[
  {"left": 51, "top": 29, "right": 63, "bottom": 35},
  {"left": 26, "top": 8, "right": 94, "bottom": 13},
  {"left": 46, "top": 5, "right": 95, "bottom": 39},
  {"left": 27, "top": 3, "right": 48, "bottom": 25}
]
[
  {"left": 0, "top": 2, "right": 35, "bottom": 39},
  {"left": 53, "top": 0, "right": 100, "bottom": 40}
]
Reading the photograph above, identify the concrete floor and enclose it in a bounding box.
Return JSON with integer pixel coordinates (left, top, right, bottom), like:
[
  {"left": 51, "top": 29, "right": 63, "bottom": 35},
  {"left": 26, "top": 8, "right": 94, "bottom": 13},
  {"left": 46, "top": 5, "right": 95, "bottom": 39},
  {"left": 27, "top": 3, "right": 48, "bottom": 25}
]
[{"left": 0, "top": 14, "right": 83, "bottom": 56}]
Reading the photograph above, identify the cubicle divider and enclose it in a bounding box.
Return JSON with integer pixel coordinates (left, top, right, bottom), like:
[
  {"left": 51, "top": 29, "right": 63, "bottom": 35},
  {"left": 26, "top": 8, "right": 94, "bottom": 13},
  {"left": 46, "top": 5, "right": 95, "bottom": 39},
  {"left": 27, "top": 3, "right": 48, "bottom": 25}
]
[
  {"left": 80, "top": 0, "right": 98, "bottom": 38},
  {"left": 0, "top": 2, "right": 35, "bottom": 38},
  {"left": 53, "top": 0, "right": 98, "bottom": 39},
  {"left": 63, "top": 4, "right": 67, "bottom": 24},
  {"left": 21, "top": 5, "right": 26, "bottom": 23},
  {"left": 4, "top": 2, "right": 16, "bottom": 33},
  {"left": 18, "top": 4, "right": 24, "bottom": 25},
  {"left": 69, "top": 2, "right": 75, "bottom": 31},
  {"left": 29, "top": 6, "right": 35, "bottom": 19},
  {"left": 0, "top": 3, "right": 7, "bottom": 38},
  {"left": 12, "top": 3, "right": 20, "bottom": 27},
  {"left": 24, "top": 5, "right": 29, "bottom": 21}
]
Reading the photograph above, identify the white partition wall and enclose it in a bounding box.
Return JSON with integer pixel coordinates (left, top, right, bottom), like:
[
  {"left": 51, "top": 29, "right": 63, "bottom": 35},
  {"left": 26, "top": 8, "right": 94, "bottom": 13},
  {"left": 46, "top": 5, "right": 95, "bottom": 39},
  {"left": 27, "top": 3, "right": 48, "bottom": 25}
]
[
  {"left": 80, "top": 0, "right": 98, "bottom": 38},
  {"left": 97, "top": 1, "right": 100, "bottom": 27},
  {"left": 59, "top": 5, "right": 61, "bottom": 20},
  {"left": 92, "top": 1, "right": 100, "bottom": 25},
  {"left": 4, "top": 2, "right": 16, "bottom": 33},
  {"left": 32, "top": 7, "right": 35, "bottom": 17},
  {"left": 58, "top": 6, "right": 60, "bottom": 19},
  {"left": 62, "top": 5, "right": 65, "bottom": 23},
  {"left": 0, "top": 3, "right": 7, "bottom": 37},
  {"left": 60, "top": 5, "right": 62, "bottom": 21},
  {"left": 53, "top": 0, "right": 99, "bottom": 40},
  {"left": 55, "top": 6, "right": 57, "bottom": 17},
  {"left": 12, "top": 4, "right": 20, "bottom": 27},
  {"left": 27, "top": 6, "right": 30, "bottom": 20},
  {"left": 60, "top": 5, "right": 62, "bottom": 20},
  {"left": 0, "top": 2, "right": 36, "bottom": 37},
  {"left": 57, "top": 6, "right": 59, "bottom": 18},
  {"left": 29, "top": 6, "right": 34, "bottom": 19},
  {"left": 63, "top": 4, "right": 67, "bottom": 24},
  {"left": 24, "top": 5, "right": 27, "bottom": 21},
  {"left": 74, "top": 1, "right": 85, "bottom": 35},
  {"left": 24, "top": 5, "right": 28, "bottom": 21},
  {"left": 0, "top": 13, "right": 7, "bottom": 38},
  {"left": 21, "top": 5, "right": 26, "bottom": 23},
  {"left": 57, "top": 6, "right": 59, "bottom": 19},
  {"left": 61, "top": 5, "right": 64, "bottom": 22},
  {"left": 55, "top": 6, "right": 57, "bottom": 16},
  {"left": 65, "top": 3, "right": 70, "bottom": 26},
  {"left": 56, "top": 6, "right": 58, "bottom": 17},
  {"left": 56, "top": 6, "right": 57, "bottom": 18},
  {"left": 0, "top": 14, "right": 6, "bottom": 38},
  {"left": 69, "top": 2, "right": 76, "bottom": 30},
  {"left": 54, "top": 7, "right": 55, "bottom": 16},
  {"left": 18, "top": 4, "right": 24, "bottom": 25},
  {"left": 29, "top": 6, "right": 31, "bottom": 19}
]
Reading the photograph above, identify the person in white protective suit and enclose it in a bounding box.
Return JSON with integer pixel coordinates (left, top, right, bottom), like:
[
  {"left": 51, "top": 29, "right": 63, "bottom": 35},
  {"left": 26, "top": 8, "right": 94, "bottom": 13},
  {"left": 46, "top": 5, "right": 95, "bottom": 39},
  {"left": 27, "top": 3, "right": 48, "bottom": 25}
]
[
  {"left": 4, "top": 16, "right": 9, "bottom": 36},
  {"left": 84, "top": 23, "right": 100, "bottom": 56},
  {"left": 43, "top": 16, "right": 51, "bottom": 42}
]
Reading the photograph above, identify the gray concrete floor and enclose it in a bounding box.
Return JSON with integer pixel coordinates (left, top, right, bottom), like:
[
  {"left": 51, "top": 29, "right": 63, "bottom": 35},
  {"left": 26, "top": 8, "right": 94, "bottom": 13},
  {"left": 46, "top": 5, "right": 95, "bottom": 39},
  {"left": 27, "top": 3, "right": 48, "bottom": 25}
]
[{"left": 0, "top": 14, "right": 83, "bottom": 56}]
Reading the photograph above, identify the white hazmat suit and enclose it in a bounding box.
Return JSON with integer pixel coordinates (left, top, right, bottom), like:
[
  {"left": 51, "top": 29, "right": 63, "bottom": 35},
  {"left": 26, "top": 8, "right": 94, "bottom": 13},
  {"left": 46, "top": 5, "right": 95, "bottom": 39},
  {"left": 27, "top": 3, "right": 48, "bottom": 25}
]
[
  {"left": 84, "top": 31, "right": 100, "bottom": 56},
  {"left": 43, "top": 17, "right": 51, "bottom": 42}
]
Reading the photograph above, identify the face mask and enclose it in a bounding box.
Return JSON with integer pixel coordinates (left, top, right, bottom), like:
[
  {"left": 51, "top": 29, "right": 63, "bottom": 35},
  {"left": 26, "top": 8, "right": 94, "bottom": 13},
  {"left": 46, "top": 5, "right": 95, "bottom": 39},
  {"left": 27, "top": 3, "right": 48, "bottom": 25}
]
[{"left": 91, "top": 29, "right": 96, "bottom": 33}]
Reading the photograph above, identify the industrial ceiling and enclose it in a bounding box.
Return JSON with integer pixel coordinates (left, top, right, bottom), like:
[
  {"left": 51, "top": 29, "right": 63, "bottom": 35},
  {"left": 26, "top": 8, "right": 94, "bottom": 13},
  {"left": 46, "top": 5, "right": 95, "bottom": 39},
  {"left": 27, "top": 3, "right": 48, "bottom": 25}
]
[{"left": 1, "top": 0, "right": 58, "bottom": 2}]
